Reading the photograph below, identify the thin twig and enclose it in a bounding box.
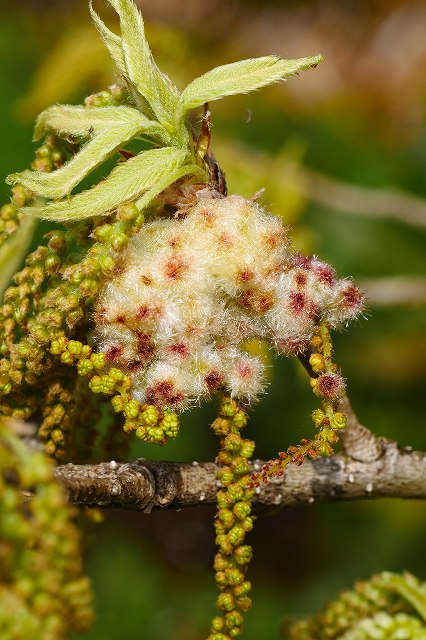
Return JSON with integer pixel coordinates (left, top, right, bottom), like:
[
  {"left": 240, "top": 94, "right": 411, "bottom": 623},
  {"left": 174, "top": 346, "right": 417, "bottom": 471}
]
[
  {"left": 54, "top": 442, "right": 426, "bottom": 511},
  {"left": 303, "top": 168, "right": 426, "bottom": 228},
  {"left": 360, "top": 276, "right": 426, "bottom": 306}
]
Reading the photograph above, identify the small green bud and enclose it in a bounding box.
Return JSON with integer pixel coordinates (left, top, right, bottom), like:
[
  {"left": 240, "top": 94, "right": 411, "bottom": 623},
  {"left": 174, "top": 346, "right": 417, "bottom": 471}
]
[
  {"left": 77, "top": 359, "right": 94, "bottom": 377},
  {"left": 93, "top": 224, "right": 113, "bottom": 243},
  {"left": 309, "top": 353, "right": 325, "bottom": 373},
  {"left": 160, "top": 410, "right": 179, "bottom": 437},
  {"left": 221, "top": 400, "right": 238, "bottom": 418},
  {"left": 111, "top": 394, "right": 125, "bottom": 412},
  {"left": 108, "top": 368, "right": 124, "bottom": 382},
  {"left": 330, "top": 412, "right": 347, "bottom": 430},
  {"left": 223, "top": 433, "right": 242, "bottom": 452},
  {"left": 225, "top": 611, "right": 243, "bottom": 629},
  {"left": 90, "top": 352, "right": 106, "bottom": 370},
  {"left": 79, "top": 279, "right": 98, "bottom": 297},
  {"left": 227, "top": 526, "right": 245, "bottom": 547},
  {"left": 117, "top": 202, "right": 140, "bottom": 221},
  {"left": 98, "top": 254, "right": 116, "bottom": 273},
  {"left": 239, "top": 440, "right": 255, "bottom": 458},
  {"left": 50, "top": 336, "right": 68, "bottom": 355},
  {"left": 60, "top": 351, "right": 75, "bottom": 365},
  {"left": 312, "top": 408, "right": 326, "bottom": 426},
  {"left": 111, "top": 232, "right": 128, "bottom": 251},
  {"left": 219, "top": 508, "right": 235, "bottom": 528},
  {"left": 230, "top": 458, "right": 249, "bottom": 476},
  {"left": 124, "top": 399, "right": 140, "bottom": 419},
  {"left": 211, "top": 616, "right": 225, "bottom": 632},
  {"left": 233, "top": 501, "right": 251, "bottom": 520},
  {"left": 140, "top": 405, "right": 159, "bottom": 426},
  {"left": 216, "top": 592, "right": 235, "bottom": 613},
  {"left": 234, "top": 546, "right": 252, "bottom": 566},
  {"left": 67, "top": 340, "right": 83, "bottom": 357},
  {"left": 224, "top": 568, "right": 243, "bottom": 586},
  {"left": 233, "top": 581, "right": 251, "bottom": 597},
  {"left": 217, "top": 468, "right": 235, "bottom": 485},
  {"left": 232, "top": 410, "right": 247, "bottom": 429},
  {"left": 44, "top": 254, "right": 61, "bottom": 274}
]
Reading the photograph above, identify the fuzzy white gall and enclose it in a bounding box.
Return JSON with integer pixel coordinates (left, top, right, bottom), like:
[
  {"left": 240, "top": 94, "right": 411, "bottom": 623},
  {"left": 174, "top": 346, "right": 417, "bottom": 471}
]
[{"left": 94, "top": 191, "right": 363, "bottom": 411}]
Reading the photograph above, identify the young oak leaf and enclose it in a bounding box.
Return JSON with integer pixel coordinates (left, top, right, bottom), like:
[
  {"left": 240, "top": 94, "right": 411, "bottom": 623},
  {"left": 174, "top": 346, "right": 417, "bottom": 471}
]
[
  {"left": 88, "top": 1, "right": 126, "bottom": 74},
  {"left": 89, "top": 1, "right": 153, "bottom": 117},
  {"left": 7, "top": 106, "right": 169, "bottom": 199},
  {"left": 178, "top": 54, "right": 323, "bottom": 117},
  {"left": 102, "top": 0, "right": 181, "bottom": 131},
  {"left": 19, "top": 147, "right": 189, "bottom": 222}
]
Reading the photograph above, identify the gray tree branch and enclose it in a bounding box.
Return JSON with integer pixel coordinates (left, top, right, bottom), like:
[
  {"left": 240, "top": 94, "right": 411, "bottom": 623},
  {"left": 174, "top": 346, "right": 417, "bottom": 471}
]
[{"left": 54, "top": 440, "right": 426, "bottom": 513}]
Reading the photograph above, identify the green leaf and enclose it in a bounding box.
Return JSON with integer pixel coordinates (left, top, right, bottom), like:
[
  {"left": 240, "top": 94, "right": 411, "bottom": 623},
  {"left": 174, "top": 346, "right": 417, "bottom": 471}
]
[
  {"left": 33, "top": 104, "right": 159, "bottom": 140},
  {"left": 7, "top": 107, "right": 169, "bottom": 199},
  {"left": 135, "top": 163, "right": 207, "bottom": 211},
  {"left": 89, "top": 1, "right": 126, "bottom": 74},
  {"left": 0, "top": 217, "right": 36, "bottom": 297},
  {"left": 179, "top": 54, "right": 323, "bottom": 115},
  {"left": 105, "top": 0, "right": 180, "bottom": 127},
  {"left": 19, "top": 147, "right": 188, "bottom": 222}
]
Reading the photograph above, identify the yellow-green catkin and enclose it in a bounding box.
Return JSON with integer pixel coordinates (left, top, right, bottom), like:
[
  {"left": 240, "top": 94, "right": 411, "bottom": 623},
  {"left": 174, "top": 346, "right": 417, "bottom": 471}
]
[
  {"left": 252, "top": 320, "right": 347, "bottom": 485},
  {"left": 0, "top": 418, "right": 93, "bottom": 639},
  {"left": 283, "top": 571, "right": 426, "bottom": 640},
  {"left": 209, "top": 397, "right": 255, "bottom": 639}
]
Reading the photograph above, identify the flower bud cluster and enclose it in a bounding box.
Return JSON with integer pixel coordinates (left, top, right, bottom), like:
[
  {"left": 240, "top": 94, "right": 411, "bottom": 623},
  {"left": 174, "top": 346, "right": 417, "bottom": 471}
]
[
  {"left": 84, "top": 84, "right": 128, "bottom": 108},
  {"left": 209, "top": 398, "right": 254, "bottom": 639},
  {"left": 0, "top": 196, "right": 145, "bottom": 454},
  {"left": 251, "top": 320, "right": 347, "bottom": 485},
  {"left": 0, "top": 418, "right": 93, "bottom": 638},
  {"left": 49, "top": 336, "right": 180, "bottom": 446},
  {"left": 284, "top": 571, "right": 425, "bottom": 640},
  {"left": 95, "top": 192, "right": 363, "bottom": 415}
]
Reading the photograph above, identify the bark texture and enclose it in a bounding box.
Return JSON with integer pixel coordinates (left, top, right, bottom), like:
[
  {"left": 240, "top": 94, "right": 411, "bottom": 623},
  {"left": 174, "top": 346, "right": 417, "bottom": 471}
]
[{"left": 55, "top": 440, "right": 426, "bottom": 512}]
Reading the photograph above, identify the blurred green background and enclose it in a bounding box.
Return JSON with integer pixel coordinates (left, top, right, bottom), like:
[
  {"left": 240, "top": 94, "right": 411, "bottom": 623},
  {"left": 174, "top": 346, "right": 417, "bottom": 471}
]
[{"left": 1, "top": 0, "right": 426, "bottom": 638}]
